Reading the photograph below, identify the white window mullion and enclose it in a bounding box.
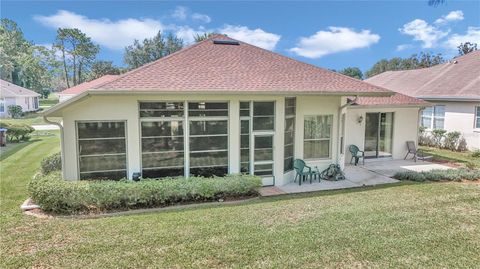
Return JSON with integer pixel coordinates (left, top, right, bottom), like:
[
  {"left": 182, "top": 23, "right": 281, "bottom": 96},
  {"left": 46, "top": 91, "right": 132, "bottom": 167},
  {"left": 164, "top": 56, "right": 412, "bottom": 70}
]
[{"left": 184, "top": 100, "right": 189, "bottom": 178}]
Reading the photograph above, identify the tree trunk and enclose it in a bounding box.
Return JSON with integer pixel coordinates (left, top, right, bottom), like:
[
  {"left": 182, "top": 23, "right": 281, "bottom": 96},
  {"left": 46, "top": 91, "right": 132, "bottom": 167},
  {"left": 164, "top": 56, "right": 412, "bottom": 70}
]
[{"left": 60, "top": 41, "right": 70, "bottom": 88}]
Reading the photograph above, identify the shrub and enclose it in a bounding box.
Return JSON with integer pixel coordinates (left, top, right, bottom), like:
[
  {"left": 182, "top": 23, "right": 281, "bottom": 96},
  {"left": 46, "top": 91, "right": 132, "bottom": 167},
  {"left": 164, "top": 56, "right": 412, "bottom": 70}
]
[
  {"left": 40, "top": 152, "right": 62, "bottom": 174},
  {"left": 7, "top": 105, "right": 23, "bottom": 118},
  {"left": 457, "top": 138, "right": 468, "bottom": 152},
  {"left": 29, "top": 173, "right": 262, "bottom": 214},
  {"left": 394, "top": 168, "right": 480, "bottom": 182},
  {"left": 471, "top": 150, "right": 480, "bottom": 158},
  {"left": 444, "top": 131, "right": 461, "bottom": 151},
  {"left": 431, "top": 129, "right": 447, "bottom": 148},
  {"left": 0, "top": 122, "right": 35, "bottom": 142}
]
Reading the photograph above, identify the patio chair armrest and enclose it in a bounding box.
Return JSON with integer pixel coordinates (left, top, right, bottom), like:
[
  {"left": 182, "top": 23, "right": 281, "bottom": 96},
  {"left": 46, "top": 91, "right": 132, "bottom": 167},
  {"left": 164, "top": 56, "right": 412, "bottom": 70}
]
[{"left": 304, "top": 165, "right": 312, "bottom": 172}]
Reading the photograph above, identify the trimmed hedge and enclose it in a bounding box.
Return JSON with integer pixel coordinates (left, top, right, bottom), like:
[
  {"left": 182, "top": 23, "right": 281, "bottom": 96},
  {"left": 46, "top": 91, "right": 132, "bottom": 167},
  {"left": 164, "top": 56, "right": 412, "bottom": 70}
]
[
  {"left": 394, "top": 168, "right": 480, "bottom": 182},
  {"left": 29, "top": 173, "right": 262, "bottom": 214},
  {"left": 40, "top": 152, "right": 62, "bottom": 175},
  {"left": 0, "top": 122, "right": 35, "bottom": 142}
]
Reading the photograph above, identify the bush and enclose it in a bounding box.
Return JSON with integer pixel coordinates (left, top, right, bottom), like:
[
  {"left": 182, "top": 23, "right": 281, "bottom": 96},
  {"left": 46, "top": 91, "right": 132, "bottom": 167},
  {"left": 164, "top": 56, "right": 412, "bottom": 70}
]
[
  {"left": 444, "top": 131, "right": 461, "bottom": 151},
  {"left": 40, "top": 152, "right": 62, "bottom": 175},
  {"left": 431, "top": 129, "right": 447, "bottom": 148},
  {"left": 471, "top": 150, "right": 480, "bottom": 158},
  {"left": 0, "top": 122, "right": 35, "bottom": 142},
  {"left": 394, "top": 168, "right": 480, "bottom": 182},
  {"left": 29, "top": 173, "right": 262, "bottom": 214},
  {"left": 7, "top": 105, "right": 23, "bottom": 118}
]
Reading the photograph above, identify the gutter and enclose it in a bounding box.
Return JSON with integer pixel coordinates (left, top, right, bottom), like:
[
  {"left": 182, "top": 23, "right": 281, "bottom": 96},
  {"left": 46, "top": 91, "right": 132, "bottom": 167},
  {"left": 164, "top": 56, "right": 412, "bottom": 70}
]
[
  {"left": 336, "top": 96, "right": 358, "bottom": 166},
  {"left": 43, "top": 115, "right": 66, "bottom": 179}
]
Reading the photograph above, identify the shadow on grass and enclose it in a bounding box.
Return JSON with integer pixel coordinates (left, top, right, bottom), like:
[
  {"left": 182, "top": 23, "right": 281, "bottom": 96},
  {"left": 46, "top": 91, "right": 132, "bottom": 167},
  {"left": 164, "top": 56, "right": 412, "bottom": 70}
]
[{"left": 0, "top": 139, "right": 41, "bottom": 161}]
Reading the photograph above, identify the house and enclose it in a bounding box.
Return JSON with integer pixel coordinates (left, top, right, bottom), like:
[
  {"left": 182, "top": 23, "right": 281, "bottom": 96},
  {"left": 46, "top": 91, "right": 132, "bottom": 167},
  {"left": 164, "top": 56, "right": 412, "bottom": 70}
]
[
  {"left": 58, "top": 75, "right": 120, "bottom": 102},
  {"left": 366, "top": 51, "right": 480, "bottom": 150},
  {"left": 0, "top": 79, "right": 40, "bottom": 118},
  {"left": 43, "top": 35, "right": 427, "bottom": 186}
]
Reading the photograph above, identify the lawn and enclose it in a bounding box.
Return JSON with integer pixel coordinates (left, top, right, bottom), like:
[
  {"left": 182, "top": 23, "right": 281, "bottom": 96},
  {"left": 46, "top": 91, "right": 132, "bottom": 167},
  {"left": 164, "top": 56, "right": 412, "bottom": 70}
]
[
  {"left": 420, "top": 146, "right": 480, "bottom": 168},
  {"left": 1, "top": 134, "right": 479, "bottom": 268}
]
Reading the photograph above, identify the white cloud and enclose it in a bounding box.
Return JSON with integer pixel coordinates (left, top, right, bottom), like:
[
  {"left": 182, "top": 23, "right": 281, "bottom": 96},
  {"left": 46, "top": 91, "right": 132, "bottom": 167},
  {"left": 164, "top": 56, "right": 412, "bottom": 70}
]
[
  {"left": 34, "top": 10, "right": 164, "bottom": 50},
  {"left": 172, "top": 6, "right": 188, "bottom": 20},
  {"left": 435, "top": 10, "right": 464, "bottom": 24},
  {"left": 289, "top": 27, "right": 380, "bottom": 58},
  {"left": 173, "top": 26, "right": 205, "bottom": 43},
  {"left": 399, "top": 19, "right": 449, "bottom": 48},
  {"left": 218, "top": 25, "right": 281, "bottom": 50},
  {"left": 444, "top": 27, "right": 480, "bottom": 50},
  {"left": 192, "top": 13, "right": 211, "bottom": 23},
  {"left": 396, "top": 44, "right": 413, "bottom": 51},
  {"left": 172, "top": 6, "right": 211, "bottom": 23}
]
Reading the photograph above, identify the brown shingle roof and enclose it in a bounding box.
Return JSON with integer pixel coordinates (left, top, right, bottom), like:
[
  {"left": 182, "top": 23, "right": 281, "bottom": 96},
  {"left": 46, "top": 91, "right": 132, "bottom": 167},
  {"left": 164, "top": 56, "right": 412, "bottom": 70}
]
[
  {"left": 354, "top": 92, "right": 430, "bottom": 106},
  {"left": 365, "top": 50, "right": 480, "bottom": 99},
  {"left": 60, "top": 75, "right": 119, "bottom": 95},
  {"left": 0, "top": 79, "right": 40, "bottom": 97},
  {"left": 95, "top": 35, "right": 392, "bottom": 95}
]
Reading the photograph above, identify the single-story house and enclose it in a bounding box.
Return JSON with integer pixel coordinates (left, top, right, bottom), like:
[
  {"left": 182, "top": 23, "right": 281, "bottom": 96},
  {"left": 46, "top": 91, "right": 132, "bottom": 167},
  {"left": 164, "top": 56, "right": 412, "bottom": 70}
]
[
  {"left": 0, "top": 79, "right": 40, "bottom": 118},
  {"left": 366, "top": 50, "right": 480, "bottom": 150},
  {"left": 44, "top": 35, "right": 428, "bottom": 186},
  {"left": 58, "top": 75, "right": 120, "bottom": 102}
]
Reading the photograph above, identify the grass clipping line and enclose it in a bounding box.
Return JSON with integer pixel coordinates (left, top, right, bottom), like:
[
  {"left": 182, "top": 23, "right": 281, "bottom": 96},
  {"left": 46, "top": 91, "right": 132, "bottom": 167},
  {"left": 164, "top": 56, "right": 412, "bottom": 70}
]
[
  {"left": 394, "top": 168, "right": 480, "bottom": 182},
  {"left": 28, "top": 172, "right": 262, "bottom": 215}
]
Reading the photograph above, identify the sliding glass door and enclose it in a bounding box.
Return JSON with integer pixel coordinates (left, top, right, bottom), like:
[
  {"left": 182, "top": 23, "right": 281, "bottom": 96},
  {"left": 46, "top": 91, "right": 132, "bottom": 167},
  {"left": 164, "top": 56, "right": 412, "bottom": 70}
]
[{"left": 364, "top": 112, "right": 394, "bottom": 158}]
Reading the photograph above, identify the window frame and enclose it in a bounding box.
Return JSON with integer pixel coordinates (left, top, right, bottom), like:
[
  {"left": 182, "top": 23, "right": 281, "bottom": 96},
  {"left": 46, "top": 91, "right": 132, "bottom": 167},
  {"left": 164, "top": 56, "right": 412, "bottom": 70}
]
[
  {"left": 475, "top": 106, "right": 480, "bottom": 130},
  {"left": 0, "top": 98, "right": 4, "bottom": 113},
  {"left": 303, "top": 114, "right": 333, "bottom": 160},
  {"left": 421, "top": 105, "right": 445, "bottom": 130},
  {"left": 76, "top": 120, "right": 128, "bottom": 180},
  {"left": 284, "top": 97, "right": 296, "bottom": 172}
]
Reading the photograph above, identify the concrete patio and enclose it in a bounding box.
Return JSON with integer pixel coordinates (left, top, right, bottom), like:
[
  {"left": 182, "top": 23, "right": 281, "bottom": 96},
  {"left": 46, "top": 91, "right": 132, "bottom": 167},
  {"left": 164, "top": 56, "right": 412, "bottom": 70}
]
[{"left": 260, "top": 159, "right": 453, "bottom": 196}]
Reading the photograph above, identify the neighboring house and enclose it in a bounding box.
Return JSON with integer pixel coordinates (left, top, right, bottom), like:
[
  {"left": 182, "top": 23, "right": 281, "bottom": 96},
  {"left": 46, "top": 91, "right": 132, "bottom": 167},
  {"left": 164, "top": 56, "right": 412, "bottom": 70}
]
[
  {"left": 366, "top": 51, "right": 480, "bottom": 150},
  {"left": 0, "top": 79, "right": 40, "bottom": 118},
  {"left": 44, "top": 35, "right": 427, "bottom": 186},
  {"left": 58, "top": 75, "right": 120, "bottom": 102}
]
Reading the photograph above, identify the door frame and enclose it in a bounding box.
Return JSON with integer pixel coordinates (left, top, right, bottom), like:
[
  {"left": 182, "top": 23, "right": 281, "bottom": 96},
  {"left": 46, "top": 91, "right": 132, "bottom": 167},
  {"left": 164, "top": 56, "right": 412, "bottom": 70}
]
[
  {"left": 364, "top": 112, "right": 394, "bottom": 159},
  {"left": 251, "top": 132, "right": 275, "bottom": 186}
]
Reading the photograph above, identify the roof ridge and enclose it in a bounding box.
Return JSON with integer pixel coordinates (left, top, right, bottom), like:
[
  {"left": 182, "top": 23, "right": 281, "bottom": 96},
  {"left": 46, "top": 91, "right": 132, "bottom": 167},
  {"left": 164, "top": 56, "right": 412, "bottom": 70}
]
[{"left": 94, "top": 36, "right": 222, "bottom": 90}]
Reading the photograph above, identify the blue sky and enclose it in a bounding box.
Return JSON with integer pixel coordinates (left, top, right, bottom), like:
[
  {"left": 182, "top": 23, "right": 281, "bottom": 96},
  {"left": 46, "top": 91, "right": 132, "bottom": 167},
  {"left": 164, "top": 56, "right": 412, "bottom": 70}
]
[{"left": 2, "top": 1, "right": 479, "bottom": 72}]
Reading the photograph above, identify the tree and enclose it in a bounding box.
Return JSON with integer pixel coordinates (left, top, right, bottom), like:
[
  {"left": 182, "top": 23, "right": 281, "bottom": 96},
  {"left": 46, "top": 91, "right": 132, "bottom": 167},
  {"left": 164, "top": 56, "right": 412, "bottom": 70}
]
[
  {"left": 87, "top": 60, "right": 122, "bottom": 80},
  {"left": 0, "top": 19, "right": 54, "bottom": 93},
  {"left": 54, "top": 28, "right": 100, "bottom": 87},
  {"left": 339, "top": 67, "right": 363, "bottom": 80},
  {"left": 457, "top": 42, "right": 477, "bottom": 56},
  {"left": 124, "top": 31, "right": 183, "bottom": 69},
  {"left": 194, "top": 32, "right": 217, "bottom": 42},
  {"left": 365, "top": 52, "right": 444, "bottom": 78}
]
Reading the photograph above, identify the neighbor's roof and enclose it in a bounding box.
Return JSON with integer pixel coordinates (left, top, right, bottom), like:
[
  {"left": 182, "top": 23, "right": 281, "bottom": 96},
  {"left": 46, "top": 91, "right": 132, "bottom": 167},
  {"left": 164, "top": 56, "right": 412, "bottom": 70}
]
[
  {"left": 93, "top": 35, "right": 392, "bottom": 96},
  {"left": 353, "top": 92, "right": 430, "bottom": 107},
  {"left": 59, "top": 75, "right": 120, "bottom": 95},
  {"left": 0, "top": 79, "right": 40, "bottom": 98},
  {"left": 365, "top": 50, "right": 480, "bottom": 100}
]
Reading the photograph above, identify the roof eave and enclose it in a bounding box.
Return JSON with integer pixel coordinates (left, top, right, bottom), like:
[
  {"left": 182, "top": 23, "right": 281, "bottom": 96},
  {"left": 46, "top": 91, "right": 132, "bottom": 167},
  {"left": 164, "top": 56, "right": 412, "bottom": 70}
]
[{"left": 418, "top": 96, "right": 480, "bottom": 102}]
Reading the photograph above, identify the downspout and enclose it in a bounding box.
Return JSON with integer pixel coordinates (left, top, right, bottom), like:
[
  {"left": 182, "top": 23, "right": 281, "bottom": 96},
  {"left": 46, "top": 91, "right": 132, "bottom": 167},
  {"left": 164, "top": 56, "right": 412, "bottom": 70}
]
[
  {"left": 336, "top": 96, "right": 359, "bottom": 166},
  {"left": 43, "top": 115, "right": 66, "bottom": 180}
]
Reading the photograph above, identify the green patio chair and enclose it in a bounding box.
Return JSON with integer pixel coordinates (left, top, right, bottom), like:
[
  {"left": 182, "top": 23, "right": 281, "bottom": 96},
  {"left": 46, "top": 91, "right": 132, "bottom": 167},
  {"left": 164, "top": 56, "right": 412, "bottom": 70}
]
[
  {"left": 293, "top": 159, "right": 318, "bottom": 185},
  {"left": 348, "top": 145, "right": 365, "bottom": 165}
]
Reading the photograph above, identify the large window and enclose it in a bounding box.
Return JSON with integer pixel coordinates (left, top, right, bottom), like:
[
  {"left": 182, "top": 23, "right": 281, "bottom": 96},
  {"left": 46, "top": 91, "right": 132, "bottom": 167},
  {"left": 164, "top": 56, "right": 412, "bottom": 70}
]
[
  {"left": 253, "top": 101, "right": 275, "bottom": 131},
  {"left": 188, "top": 102, "right": 229, "bottom": 177},
  {"left": 140, "top": 102, "right": 184, "bottom": 178},
  {"left": 284, "top": 97, "right": 295, "bottom": 172},
  {"left": 77, "top": 121, "right": 127, "bottom": 180},
  {"left": 476, "top": 106, "right": 480, "bottom": 129},
  {"left": 421, "top": 106, "right": 445, "bottom": 130},
  {"left": 304, "top": 115, "right": 333, "bottom": 159}
]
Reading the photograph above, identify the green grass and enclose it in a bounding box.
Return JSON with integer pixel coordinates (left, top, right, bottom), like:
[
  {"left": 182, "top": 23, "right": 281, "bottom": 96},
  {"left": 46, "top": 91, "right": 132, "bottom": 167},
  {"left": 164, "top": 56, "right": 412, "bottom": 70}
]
[
  {"left": 420, "top": 146, "right": 480, "bottom": 167},
  {"left": 1, "top": 134, "right": 479, "bottom": 268}
]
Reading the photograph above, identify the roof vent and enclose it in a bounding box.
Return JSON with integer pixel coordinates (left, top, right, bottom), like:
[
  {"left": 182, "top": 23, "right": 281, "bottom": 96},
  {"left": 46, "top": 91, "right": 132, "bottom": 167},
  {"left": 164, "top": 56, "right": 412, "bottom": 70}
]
[{"left": 213, "top": 40, "right": 240, "bottom": 45}]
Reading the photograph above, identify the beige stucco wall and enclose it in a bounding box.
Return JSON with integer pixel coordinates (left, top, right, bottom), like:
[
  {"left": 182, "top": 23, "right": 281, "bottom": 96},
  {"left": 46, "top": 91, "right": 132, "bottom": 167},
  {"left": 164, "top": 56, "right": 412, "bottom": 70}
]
[
  {"left": 430, "top": 101, "right": 480, "bottom": 150},
  {"left": 345, "top": 106, "right": 421, "bottom": 162},
  {"left": 59, "top": 94, "right": 345, "bottom": 186}
]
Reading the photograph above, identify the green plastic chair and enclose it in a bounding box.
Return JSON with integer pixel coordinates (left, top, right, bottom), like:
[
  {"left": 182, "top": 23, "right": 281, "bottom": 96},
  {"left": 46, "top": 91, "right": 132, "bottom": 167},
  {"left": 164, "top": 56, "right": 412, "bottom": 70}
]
[
  {"left": 348, "top": 145, "right": 365, "bottom": 165},
  {"left": 293, "top": 159, "right": 318, "bottom": 185}
]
